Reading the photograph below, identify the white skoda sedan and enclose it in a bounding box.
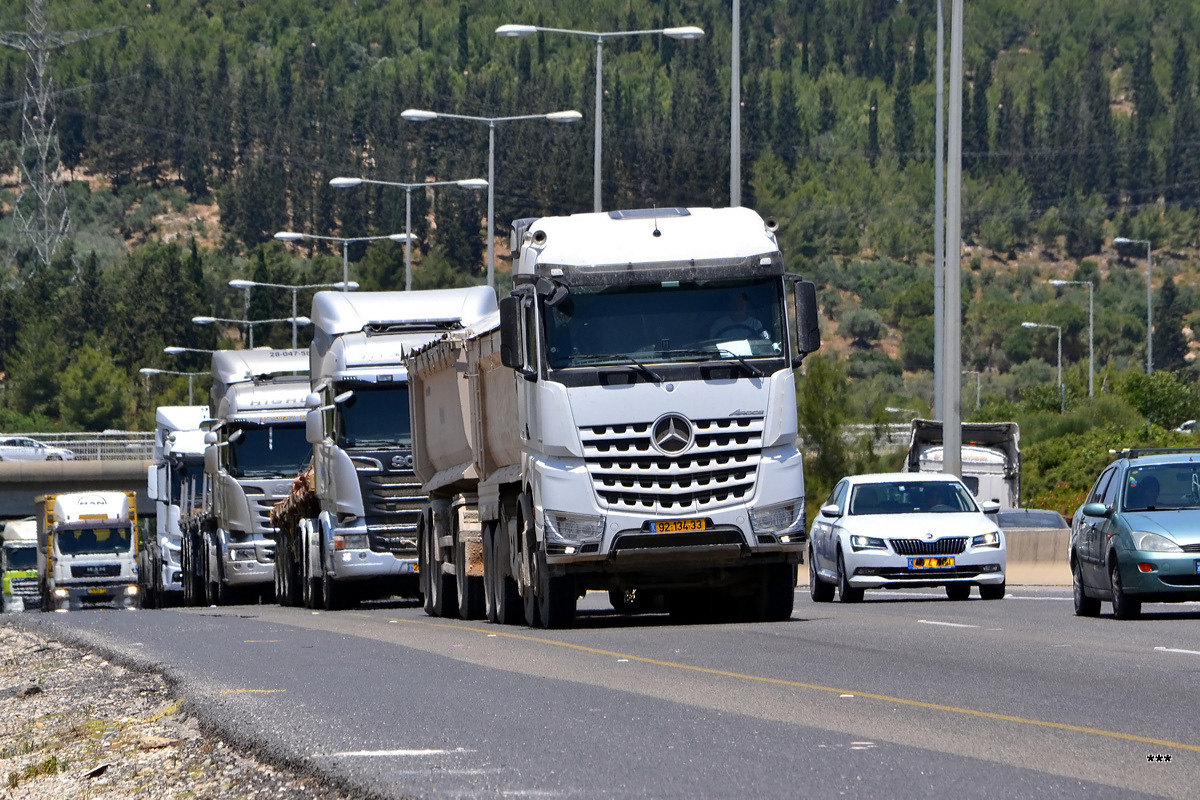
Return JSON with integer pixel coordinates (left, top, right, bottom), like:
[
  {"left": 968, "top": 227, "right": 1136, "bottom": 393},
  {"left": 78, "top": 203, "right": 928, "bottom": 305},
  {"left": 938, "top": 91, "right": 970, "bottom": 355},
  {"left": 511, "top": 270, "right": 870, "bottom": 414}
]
[{"left": 808, "top": 473, "right": 1006, "bottom": 602}]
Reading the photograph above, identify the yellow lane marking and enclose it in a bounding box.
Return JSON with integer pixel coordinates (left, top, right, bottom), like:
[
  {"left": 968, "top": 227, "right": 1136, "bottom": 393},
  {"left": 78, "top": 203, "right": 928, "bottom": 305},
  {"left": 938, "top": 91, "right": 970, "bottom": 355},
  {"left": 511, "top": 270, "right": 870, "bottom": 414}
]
[
  {"left": 374, "top": 615, "right": 1200, "bottom": 753},
  {"left": 217, "top": 689, "right": 286, "bottom": 694}
]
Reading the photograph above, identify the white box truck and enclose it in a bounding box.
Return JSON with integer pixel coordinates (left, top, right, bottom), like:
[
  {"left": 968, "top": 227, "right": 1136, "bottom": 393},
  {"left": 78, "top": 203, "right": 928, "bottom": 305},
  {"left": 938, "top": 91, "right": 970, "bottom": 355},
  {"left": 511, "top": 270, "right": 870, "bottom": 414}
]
[
  {"left": 36, "top": 492, "right": 140, "bottom": 611},
  {"left": 180, "top": 349, "right": 310, "bottom": 606},
  {"left": 142, "top": 404, "right": 210, "bottom": 608},
  {"left": 407, "top": 207, "right": 821, "bottom": 627},
  {"left": 269, "top": 288, "right": 496, "bottom": 610}
]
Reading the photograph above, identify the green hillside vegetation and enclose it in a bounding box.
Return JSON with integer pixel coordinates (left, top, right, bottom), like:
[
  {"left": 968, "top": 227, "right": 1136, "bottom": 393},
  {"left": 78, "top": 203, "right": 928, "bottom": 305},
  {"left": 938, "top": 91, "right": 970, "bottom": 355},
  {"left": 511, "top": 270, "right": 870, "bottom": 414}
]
[{"left": 3, "top": 1, "right": 1200, "bottom": 510}]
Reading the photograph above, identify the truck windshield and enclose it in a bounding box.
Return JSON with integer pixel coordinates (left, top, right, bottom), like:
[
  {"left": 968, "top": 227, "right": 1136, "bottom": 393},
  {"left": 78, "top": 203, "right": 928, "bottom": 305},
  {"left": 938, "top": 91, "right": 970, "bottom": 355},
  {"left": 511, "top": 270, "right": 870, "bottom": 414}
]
[
  {"left": 57, "top": 527, "right": 133, "bottom": 555},
  {"left": 336, "top": 384, "right": 412, "bottom": 448},
  {"left": 544, "top": 278, "right": 784, "bottom": 369},
  {"left": 4, "top": 545, "right": 36, "bottom": 570},
  {"left": 227, "top": 424, "right": 310, "bottom": 479}
]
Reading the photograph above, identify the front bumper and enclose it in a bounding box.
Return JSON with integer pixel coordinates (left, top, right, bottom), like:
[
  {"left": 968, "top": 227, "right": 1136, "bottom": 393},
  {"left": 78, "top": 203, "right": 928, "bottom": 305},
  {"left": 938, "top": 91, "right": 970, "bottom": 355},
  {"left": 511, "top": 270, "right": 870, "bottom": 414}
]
[
  {"left": 327, "top": 548, "right": 418, "bottom": 581},
  {"left": 846, "top": 550, "right": 1006, "bottom": 589},
  {"left": 1117, "top": 551, "right": 1200, "bottom": 602},
  {"left": 51, "top": 584, "right": 139, "bottom": 610}
]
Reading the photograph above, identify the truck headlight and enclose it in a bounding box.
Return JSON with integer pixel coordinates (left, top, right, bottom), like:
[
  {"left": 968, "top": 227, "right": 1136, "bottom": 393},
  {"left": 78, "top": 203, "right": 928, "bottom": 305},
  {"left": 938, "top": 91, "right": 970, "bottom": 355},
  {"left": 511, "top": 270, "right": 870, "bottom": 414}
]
[
  {"left": 333, "top": 533, "right": 369, "bottom": 550},
  {"left": 750, "top": 500, "right": 806, "bottom": 538},
  {"left": 543, "top": 510, "right": 604, "bottom": 546},
  {"left": 53, "top": 588, "right": 69, "bottom": 598},
  {"left": 125, "top": 585, "right": 139, "bottom": 596},
  {"left": 229, "top": 548, "right": 257, "bottom": 561},
  {"left": 850, "top": 535, "right": 886, "bottom": 551},
  {"left": 972, "top": 531, "right": 1002, "bottom": 548}
]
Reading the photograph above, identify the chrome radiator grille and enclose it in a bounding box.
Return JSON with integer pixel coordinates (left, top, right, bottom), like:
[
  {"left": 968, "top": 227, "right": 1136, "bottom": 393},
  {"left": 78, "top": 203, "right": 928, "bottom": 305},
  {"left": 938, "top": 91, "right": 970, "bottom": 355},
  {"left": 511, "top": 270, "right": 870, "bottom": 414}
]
[{"left": 889, "top": 537, "right": 968, "bottom": 556}]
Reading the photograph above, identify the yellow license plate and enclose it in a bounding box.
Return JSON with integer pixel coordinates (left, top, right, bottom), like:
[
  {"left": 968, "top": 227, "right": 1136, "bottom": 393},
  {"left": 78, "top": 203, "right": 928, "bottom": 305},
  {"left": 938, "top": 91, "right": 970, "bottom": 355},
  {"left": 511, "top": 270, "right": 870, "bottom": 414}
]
[
  {"left": 652, "top": 518, "right": 707, "bottom": 533},
  {"left": 909, "top": 557, "right": 954, "bottom": 569},
  {"left": 88, "top": 587, "right": 108, "bottom": 594}
]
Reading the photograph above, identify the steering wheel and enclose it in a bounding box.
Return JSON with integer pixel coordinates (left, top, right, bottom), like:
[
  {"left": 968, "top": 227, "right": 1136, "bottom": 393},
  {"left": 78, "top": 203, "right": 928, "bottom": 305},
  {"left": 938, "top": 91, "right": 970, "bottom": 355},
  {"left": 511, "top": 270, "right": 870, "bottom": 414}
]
[{"left": 713, "top": 323, "right": 759, "bottom": 339}]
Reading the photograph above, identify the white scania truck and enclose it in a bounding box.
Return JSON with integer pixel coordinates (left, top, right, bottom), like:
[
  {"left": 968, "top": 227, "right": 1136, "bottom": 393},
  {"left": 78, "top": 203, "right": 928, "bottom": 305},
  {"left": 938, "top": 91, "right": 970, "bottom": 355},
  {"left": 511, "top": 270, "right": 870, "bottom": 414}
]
[
  {"left": 36, "top": 492, "right": 140, "bottom": 611},
  {"left": 180, "top": 349, "right": 310, "bottom": 606},
  {"left": 269, "top": 288, "right": 497, "bottom": 610},
  {"left": 142, "top": 404, "right": 210, "bottom": 608},
  {"left": 407, "top": 207, "right": 821, "bottom": 627}
]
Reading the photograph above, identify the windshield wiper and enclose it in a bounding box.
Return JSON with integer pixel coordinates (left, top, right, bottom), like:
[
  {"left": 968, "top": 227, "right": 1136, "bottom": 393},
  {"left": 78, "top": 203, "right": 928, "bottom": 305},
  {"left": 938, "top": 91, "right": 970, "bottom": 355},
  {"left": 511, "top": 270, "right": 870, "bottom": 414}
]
[
  {"left": 655, "top": 348, "right": 764, "bottom": 378},
  {"left": 713, "top": 349, "right": 765, "bottom": 378},
  {"left": 592, "top": 354, "right": 664, "bottom": 383}
]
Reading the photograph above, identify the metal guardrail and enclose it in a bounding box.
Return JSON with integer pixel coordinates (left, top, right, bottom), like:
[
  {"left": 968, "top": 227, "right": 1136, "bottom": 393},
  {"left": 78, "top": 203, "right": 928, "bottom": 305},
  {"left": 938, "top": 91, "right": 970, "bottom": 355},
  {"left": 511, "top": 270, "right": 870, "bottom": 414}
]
[{"left": 12, "top": 432, "right": 154, "bottom": 461}]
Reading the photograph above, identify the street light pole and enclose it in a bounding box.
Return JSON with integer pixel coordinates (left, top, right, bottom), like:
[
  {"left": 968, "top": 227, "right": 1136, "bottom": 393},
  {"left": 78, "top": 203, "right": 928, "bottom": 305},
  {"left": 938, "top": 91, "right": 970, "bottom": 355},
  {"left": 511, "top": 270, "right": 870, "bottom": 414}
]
[
  {"left": 401, "top": 108, "right": 581, "bottom": 288},
  {"left": 495, "top": 24, "right": 702, "bottom": 213},
  {"left": 275, "top": 230, "right": 406, "bottom": 293},
  {"left": 1022, "top": 321, "right": 1064, "bottom": 413},
  {"left": 229, "top": 279, "right": 358, "bottom": 350},
  {"left": 1114, "top": 237, "right": 1152, "bottom": 374},
  {"left": 193, "top": 315, "right": 312, "bottom": 349},
  {"left": 139, "top": 368, "right": 206, "bottom": 405},
  {"left": 1049, "top": 279, "right": 1094, "bottom": 396}
]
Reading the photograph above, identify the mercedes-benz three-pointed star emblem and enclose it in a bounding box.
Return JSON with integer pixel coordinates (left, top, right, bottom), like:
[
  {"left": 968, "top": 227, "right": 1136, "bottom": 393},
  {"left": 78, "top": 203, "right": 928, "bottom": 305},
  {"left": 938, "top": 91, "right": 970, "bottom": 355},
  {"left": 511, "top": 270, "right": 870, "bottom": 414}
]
[{"left": 651, "top": 414, "right": 693, "bottom": 455}]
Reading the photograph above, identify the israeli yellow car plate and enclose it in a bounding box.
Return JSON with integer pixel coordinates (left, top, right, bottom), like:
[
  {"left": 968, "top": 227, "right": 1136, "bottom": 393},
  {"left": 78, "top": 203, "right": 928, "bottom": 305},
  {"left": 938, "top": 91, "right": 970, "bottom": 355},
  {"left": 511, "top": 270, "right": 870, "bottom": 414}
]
[
  {"left": 88, "top": 587, "right": 108, "bottom": 594},
  {"left": 909, "top": 557, "right": 954, "bottom": 569},
  {"left": 652, "top": 518, "right": 707, "bottom": 533}
]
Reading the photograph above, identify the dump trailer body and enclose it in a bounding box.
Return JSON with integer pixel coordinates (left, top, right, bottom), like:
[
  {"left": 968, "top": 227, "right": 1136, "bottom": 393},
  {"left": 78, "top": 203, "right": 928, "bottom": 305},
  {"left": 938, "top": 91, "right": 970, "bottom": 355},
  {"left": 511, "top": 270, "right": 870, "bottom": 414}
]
[{"left": 903, "top": 419, "right": 1021, "bottom": 509}]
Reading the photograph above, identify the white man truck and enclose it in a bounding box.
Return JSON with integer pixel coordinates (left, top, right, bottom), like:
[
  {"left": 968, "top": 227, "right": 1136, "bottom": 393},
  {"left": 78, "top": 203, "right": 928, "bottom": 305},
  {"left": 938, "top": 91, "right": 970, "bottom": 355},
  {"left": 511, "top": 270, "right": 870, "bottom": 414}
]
[
  {"left": 2, "top": 518, "right": 39, "bottom": 612},
  {"left": 270, "top": 287, "right": 497, "bottom": 610},
  {"left": 180, "top": 349, "right": 310, "bottom": 606},
  {"left": 903, "top": 420, "right": 1021, "bottom": 509},
  {"left": 36, "top": 492, "right": 140, "bottom": 612},
  {"left": 407, "top": 206, "right": 821, "bottom": 627},
  {"left": 142, "top": 404, "right": 210, "bottom": 608}
]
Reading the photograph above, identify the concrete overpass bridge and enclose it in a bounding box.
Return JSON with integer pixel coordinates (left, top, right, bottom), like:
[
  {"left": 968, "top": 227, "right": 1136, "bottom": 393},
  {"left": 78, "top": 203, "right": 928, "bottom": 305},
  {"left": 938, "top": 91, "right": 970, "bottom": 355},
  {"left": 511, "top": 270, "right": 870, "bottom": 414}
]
[{"left": 0, "top": 432, "right": 154, "bottom": 519}]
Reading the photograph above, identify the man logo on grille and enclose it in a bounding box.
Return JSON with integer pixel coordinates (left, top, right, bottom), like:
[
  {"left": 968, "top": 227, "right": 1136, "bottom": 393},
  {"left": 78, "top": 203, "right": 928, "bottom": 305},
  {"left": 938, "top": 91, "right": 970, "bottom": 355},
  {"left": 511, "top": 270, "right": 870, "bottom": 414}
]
[{"left": 652, "top": 414, "right": 693, "bottom": 455}]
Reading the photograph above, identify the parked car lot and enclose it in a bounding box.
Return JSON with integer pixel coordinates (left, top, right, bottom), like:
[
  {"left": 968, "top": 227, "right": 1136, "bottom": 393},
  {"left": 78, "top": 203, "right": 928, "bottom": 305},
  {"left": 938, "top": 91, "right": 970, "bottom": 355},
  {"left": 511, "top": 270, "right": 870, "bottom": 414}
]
[
  {"left": 808, "top": 472, "right": 1006, "bottom": 602},
  {"left": 0, "top": 436, "right": 75, "bottom": 461},
  {"left": 1070, "top": 447, "right": 1200, "bottom": 619}
]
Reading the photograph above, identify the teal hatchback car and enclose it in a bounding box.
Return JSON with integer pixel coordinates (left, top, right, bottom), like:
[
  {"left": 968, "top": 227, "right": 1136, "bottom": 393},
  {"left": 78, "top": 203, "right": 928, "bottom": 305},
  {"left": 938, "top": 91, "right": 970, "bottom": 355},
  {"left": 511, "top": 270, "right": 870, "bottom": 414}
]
[{"left": 1070, "top": 448, "right": 1200, "bottom": 619}]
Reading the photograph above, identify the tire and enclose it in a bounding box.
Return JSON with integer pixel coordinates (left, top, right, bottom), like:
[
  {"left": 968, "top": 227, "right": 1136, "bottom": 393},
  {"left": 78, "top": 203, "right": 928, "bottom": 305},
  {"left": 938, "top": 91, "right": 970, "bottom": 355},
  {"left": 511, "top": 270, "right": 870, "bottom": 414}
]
[
  {"left": 946, "top": 584, "right": 971, "bottom": 601},
  {"left": 756, "top": 563, "right": 796, "bottom": 621},
  {"left": 322, "top": 568, "right": 343, "bottom": 611},
  {"left": 456, "top": 538, "right": 485, "bottom": 621},
  {"left": 1072, "top": 557, "right": 1100, "bottom": 617},
  {"left": 418, "top": 512, "right": 435, "bottom": 616},
  {"left": 837, "top": 551, "right": 863, "bottom": 603},
  {"left": 428, "top": 504, "right": 458, "bottom": 618},
  {"left": 482, "top": 523, "right": 499, "bottom": 623},
  {"left": 495, "top": 514, "right": 523, "bottom": 625},
  {"left": 535, "top": 549, "right": 575, "bottom": 629},
  {"left": 808, "top": 549, "right": 834, "bottom": 603},
  {"left": 1110, "top": 559, "right": 1141, "bottom": 620},
  {"left": 517, "top": 494, "right": 540, "bottom": 628},
  {"left": 979, "top": 582, "right": 1005, "bottom": 601}
]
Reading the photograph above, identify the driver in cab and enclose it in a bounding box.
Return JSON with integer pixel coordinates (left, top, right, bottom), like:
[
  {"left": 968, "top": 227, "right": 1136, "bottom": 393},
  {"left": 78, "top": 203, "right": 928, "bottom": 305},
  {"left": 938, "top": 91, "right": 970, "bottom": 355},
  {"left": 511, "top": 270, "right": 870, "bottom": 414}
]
[{"left": 710, "top": 292, "right": 767, "bottom": 341}]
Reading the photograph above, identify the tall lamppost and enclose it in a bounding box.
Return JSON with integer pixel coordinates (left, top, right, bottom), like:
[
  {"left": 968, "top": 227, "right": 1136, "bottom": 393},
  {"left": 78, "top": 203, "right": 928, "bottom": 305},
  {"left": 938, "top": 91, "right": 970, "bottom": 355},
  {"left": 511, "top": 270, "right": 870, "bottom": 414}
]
[
  {"left": 328, "top": 176, "right": 488, "bottom": 292},
  {"left": 1048, "top": 279, "right": 1094, "bottom": 396},
  {"left": 273, "top": 231, "right": 411, "bottom": 293},
  {"left": 1114, "top": 237, "right": 1153, "bottom": 374},
  {"left": 139, "top": 368, "right": 206, "bottom": 405},
  {"left": 496, "top": 23, "right": 703, "bottom": 213},
  {"left": 229, "top": 279, "right": 358, "bottom": 349},
  {"left": 401, "top": 108, "right": 582, "bottom": 289},
  {"left": 1022, "top": 321, "right": 1064, "bottom": 413},
  {"left": 192, "top": 315, "right": 311, "bottom": 349},
  {"left": 163, "top": 346, "right": 215, "bottom": 357}
]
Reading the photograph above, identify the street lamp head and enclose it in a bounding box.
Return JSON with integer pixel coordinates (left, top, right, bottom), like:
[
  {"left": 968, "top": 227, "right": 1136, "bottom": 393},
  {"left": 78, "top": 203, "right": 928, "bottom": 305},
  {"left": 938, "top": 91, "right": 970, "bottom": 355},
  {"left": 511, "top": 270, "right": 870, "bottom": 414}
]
[
  {"left": 139, "top": 368, "right": 161, "bottom": 376},
  {"left": 457, "top": 178, "right": 489, "bottom": 189},
  {"left": 331, "top": 281, "right": 360, "bottom": 291},
  {"left": 496, "top": 24, "right": 537, "bottom": 38},
  {"left": 546, "top": 110, "right": 583, "bottom": 123},
  {"left": 192, "top": 316, "right": 217, "bottom": 325},
  {"left": 292, "top": 316, "right": 312, "bottom": 326},
  {"left": 1021, "top": 322, "right": 1038, "bottom": 329},
  {"left": 1113, "top": 237, "right": 1133, "bottom": 246},
  {"left": 274, "top": 231, "right": 304, "bottom": 242},
  {"left": 329, "top": 177, "right": 362, "bottom": 188},
  {"left": 402, "top": 108, "right": 438, "bottom": 122},
  {"left": 228, "top": 279, "right": 256, "bottom": 289},
  {"left": 387, "top": 233, "right": 416, "bottom": 243},
  {"left": 164, "top": 346, "right": 186, "bottom": 354},
  {"left": 663, "top": 26, "right": 705, "bottom": 40}
]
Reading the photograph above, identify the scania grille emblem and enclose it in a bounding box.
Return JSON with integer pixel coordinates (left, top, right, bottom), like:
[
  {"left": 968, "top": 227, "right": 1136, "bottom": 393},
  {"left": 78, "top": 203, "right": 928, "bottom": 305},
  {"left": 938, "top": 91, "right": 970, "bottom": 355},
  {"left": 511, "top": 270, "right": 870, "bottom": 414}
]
[
  {"left": 651, "top": 414, "right": 693, "bottom": 455},
  {"left": 391, "top": 454, "right": 413, "bottom": 469}
]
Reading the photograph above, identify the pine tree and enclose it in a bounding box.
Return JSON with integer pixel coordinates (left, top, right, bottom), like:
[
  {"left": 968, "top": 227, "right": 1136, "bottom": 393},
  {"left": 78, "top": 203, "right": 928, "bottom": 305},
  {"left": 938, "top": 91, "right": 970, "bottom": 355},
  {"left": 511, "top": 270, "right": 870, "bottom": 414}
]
[
  {"left": 893, "top": 56, "right": 913, "bottom": 168},
  {"left": 1154, "top": 275, "right": 1189, "bottom": 372}
]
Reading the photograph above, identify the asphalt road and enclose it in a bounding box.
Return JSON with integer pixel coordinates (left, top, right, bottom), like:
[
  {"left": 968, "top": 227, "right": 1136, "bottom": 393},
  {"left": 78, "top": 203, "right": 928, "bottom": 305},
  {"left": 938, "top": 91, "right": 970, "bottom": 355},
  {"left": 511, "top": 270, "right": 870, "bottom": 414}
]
[{"left": 11, "top": 586, "right": 1200, "bottom": 799}]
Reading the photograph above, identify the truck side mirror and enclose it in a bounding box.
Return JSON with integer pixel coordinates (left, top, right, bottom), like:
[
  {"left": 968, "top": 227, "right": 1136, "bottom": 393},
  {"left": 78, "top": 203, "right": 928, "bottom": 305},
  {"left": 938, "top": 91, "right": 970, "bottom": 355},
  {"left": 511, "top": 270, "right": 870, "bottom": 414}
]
[
  {"left": 146, "top": 465, "right": 159, "bottom": 501},
  {"left": 498, "top": 295, "right": 521, "bottom": 370},
  {"left": 793, "top": 280, "right": 821, "bottom": 362},
  {"left": 306, "top": 408, "right": 324, "bottom": 445},
  {"left": 204, "top": 444, "right": 219, "bottom": 474}
]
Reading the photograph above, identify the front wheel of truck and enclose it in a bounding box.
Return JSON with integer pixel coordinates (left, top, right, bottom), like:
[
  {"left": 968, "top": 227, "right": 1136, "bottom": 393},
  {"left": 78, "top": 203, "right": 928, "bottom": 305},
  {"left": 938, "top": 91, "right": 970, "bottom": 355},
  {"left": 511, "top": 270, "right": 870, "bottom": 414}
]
[{"left": 535, "top": 549, "right": 575, "bottom": 629}]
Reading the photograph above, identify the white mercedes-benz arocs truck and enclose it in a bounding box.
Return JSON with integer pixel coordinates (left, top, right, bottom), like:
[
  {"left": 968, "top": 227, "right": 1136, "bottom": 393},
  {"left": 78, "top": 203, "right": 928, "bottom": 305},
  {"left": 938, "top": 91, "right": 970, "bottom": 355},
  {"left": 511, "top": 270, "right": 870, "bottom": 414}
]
[
  {"left": 270, "top": 287, "right": 497, "bottom": 610},
  {"left": 36, "top": 492, "right": 140, "bottom": 611},
  {"left": 407, "top": 207, "right": 821, "bottom": 627},
  {"left": 142, "top": 404, "right": 210, "bottom": 608},
  {"left": 180, "top": 349, "right": 310, "bottom": 606}
]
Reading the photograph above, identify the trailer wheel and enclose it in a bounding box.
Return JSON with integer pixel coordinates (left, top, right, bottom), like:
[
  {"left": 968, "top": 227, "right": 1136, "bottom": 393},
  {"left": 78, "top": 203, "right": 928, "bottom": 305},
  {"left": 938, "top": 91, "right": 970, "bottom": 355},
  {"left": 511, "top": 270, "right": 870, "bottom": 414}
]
[
  {"left": 418, "top": 512, "right": 434, "bottom": 615},
  {"left": 425, "top": 502, "right": 458, "bottom": 618},
  {"left": 455, "top": 526, "right": 485, "bottom": 621},
  {"left": 302, "top": 537, "right": 322, "bottom": 609},
  {"left": 482, "top": 522, "right": 498, "bottom": 623}
]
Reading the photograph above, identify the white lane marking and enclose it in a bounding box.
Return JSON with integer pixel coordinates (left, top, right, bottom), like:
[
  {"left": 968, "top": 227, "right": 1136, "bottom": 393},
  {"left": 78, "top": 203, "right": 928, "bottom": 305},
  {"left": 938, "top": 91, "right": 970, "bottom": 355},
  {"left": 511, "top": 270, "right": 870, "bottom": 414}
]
[
  {"left": 839, "top": 694, "right": 854, "bottom": 698},
  {"left": 917, "top": 619, "right": 979, "bottom": 628},
  {"left": 321, "top": 747, "right": 473, "bottom": 758},
  {"left": 1155, "top": 646, "right": 1200, "bottom": 656}
]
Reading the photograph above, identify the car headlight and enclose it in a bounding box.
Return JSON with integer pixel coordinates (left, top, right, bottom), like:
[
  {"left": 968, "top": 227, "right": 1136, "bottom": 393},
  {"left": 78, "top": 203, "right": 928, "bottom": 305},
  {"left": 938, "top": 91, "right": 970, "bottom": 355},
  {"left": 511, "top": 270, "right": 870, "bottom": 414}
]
[
  {"left": 543, "top": 510, "right": 604, "bottom": 545},
  {"left": 750, "top": 500, "right": 806, "bottom": 537},
  {"left": 1134, "top": 531, "right": 1183, "bottom": 553},
  {"left": 333, "top": 534, "right": 369, "bottom": 550},
  {"left": 850, "top": 535, "right": 886, "bottom": 551},
  {"left": 972, "top": 531, "right": 1001, "bottom": 548}
]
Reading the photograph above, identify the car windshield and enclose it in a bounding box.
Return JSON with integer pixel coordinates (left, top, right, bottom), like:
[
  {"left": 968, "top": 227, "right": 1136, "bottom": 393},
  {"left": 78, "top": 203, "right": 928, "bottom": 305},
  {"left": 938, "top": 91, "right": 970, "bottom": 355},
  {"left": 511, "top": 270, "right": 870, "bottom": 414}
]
[
  {"left": 543, "top": 278, "right": 784, "bottom": 369},
  {"left": 849, "top": 481, "right": 979, "bottom": 515},
  {"left": 227, "top": 423, "right": 310, "bottom": 479},
  {"left": 4, "top": 545, "right": 37, "bottom": 570},
  {"left": 996, "top": 509, "right": 1068, "bottom": 529},
  {"left": 336, "top": 384, "right": 412, "bottom": 448},
  {"left": 56, "top": 527, "right": 132, "bottom": 555},
  {"left": 1123, "top": 463, "right": 1200, "bottom": 511}
]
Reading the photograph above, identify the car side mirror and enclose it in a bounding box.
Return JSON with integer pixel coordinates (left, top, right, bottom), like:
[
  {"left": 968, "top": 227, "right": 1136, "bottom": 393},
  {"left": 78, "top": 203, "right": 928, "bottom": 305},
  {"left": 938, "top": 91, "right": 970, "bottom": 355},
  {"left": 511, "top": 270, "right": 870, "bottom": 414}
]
[
  {"left": 820, "top": 503, "right": 842, "bottom": 518},
  {"left": 980, "top": 501, "right": 1001, "bottom": 514},
  {"left": 1081, "top": 501, "right": 1111, "bottom": 519}
]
